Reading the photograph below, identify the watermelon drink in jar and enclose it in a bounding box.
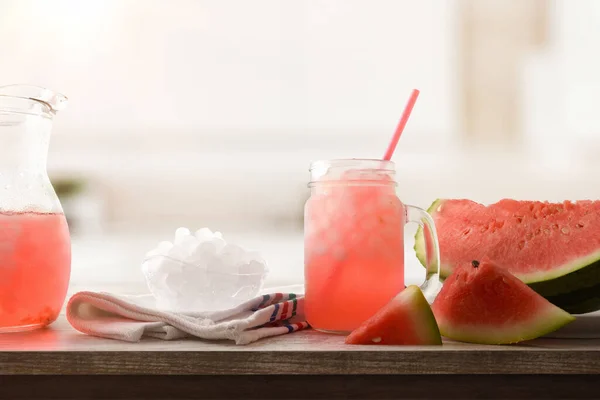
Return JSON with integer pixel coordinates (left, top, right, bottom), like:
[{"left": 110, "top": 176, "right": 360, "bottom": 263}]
[
  {"left": 304, "top": 159, "right": 441, "bottom": 333},
  {"left": 0, "top": 85, "right": 71, "bottom": 332}
]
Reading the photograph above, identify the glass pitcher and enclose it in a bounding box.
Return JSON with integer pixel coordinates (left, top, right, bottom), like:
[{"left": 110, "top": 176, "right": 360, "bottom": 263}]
[
  {"left": 0, "top": 85, "right": 71, "bottom": 332},
  {"left": 304, "top": 159, "right": 442, "bottom": 333}
]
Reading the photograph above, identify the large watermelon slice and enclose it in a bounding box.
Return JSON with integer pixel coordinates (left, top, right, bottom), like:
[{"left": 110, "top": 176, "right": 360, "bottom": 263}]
[
  {"left": 345, "top": 285, "right": 442, "bottom": 345},
  {"left": 432, "top": 260, "right": 575, "bottom": 344},
  {"left": 415, "top": 199, "right": 600, "bottom": 314}
]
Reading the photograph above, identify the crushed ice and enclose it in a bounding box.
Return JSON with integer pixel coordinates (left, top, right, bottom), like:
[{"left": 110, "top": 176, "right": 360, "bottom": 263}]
[{"left": 142, "top": 227, "right": 268, "bottom": 312}]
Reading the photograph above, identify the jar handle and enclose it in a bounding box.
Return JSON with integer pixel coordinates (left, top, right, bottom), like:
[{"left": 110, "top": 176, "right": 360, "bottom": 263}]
[{"left": 404, "top": 204, "right": 443, "bottom": 303}]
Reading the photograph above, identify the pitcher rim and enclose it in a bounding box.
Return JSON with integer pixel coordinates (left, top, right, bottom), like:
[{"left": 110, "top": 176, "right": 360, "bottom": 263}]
[{"left": 0, "top": 84, "right": 68, "bottom": 114}]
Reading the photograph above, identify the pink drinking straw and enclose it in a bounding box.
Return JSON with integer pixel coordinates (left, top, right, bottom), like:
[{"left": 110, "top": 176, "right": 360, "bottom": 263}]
[
  {"left": 317, "top": 89, "right": 422, "bottom": 300},
  {"left": 382, "top": 89, "right": 420, "bottom": 160}
]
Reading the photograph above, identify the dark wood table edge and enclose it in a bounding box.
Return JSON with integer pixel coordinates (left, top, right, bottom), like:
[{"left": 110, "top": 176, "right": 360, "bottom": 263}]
[
  {"left": 1, "top": 349, "right": 600, "bottom": 375},
  {"left": 2, "top": 347, "right": 600, "bottom": 399},
  {"left": 1, "top": 374, "right": 600, "bottom": 399}
]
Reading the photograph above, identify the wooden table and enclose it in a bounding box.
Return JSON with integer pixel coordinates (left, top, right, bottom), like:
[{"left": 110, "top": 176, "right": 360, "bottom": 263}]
[{"left": 1, "top": 317, "right": 599, "bottom": 399}]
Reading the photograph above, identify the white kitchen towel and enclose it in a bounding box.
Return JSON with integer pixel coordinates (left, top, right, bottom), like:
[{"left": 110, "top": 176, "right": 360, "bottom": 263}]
[{"left": 66, "top": 291, "right": 308, "bottom": 345}]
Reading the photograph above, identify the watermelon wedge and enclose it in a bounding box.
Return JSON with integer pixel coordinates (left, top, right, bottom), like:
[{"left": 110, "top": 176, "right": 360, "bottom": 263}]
[
  {"left": 345, "top": 285, "right": 442, "bottom": 345},
  {"left": 415, "top": 199, "right": 600, "bottom": 314},
  {"left": 432, "top": 260, "right": 575, "bottom": 344}
]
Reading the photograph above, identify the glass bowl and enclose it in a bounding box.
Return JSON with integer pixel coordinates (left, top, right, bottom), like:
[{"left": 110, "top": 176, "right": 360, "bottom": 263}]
[{"left": 141, "top": 254, "right": 268, "bottom": 312}]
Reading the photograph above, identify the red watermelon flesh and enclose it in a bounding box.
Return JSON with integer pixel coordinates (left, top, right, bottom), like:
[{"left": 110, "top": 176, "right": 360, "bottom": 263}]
[
  {"left": 345, "top": 285, "right": 442, "bottom": 345},
  {"left": 432, "top": 260, "right": 574, "bottom": 344},
  {"left": 415, "top": 199, "right": 600, "bottom": 284}
]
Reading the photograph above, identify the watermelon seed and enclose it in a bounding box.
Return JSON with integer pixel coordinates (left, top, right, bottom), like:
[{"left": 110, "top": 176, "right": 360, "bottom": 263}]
[
  {"left": 535, "top": 228, "right": 541, "bottom": 236},
  {"left": 561, "top": 227, "right": 570, "bottom": 235},
  {"left": 577, "top": 223, "right": 584, "bottom": 228},
  {"left": 518, "top": 241, "right": 525, "bottom": 250},
  {"left": 516, "top": 216, "right": 523, "bottom": 223},
  {"left": 462, "top": 228, "right": 471, "bottom": 236},
  {"left": 552, "top": 224, "right": 559, "bottom": 230},
  {"left": 371, "top": 337, "right": 382, "bottom": 343},
  {"left": 544, "top": 229, "right": 550, "bottom": 235},
  {"left": 471, "top": 260, "right": 480, "bottom": 268},
  {"left": 526, "top": 232, "right": 533, "bottom": 240}
]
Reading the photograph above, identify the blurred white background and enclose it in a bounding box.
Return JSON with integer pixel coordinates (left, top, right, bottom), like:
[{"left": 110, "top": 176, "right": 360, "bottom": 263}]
[{"left": 1, "top": 0, "right": 600, "bottom": 293}]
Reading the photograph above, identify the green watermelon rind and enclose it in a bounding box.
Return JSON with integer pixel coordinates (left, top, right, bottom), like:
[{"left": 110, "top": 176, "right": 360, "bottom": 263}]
[
  {"left": 413, "top": 199, "right": 448, "bottom": 275},
  {"left": 415, "top": 199, "right": 600, "bottom": 315},
  {"left": 529, "top": 261, "right": 600, "bottom": 314},
  {"left": 438, "top": 304, "right": 575, "bottom": 345},
  {"left": 515, "top": 251, "right": 600, "bottom": 285},
  {"left": 405, "top": 285, "right": 443, "bottom": 345}
]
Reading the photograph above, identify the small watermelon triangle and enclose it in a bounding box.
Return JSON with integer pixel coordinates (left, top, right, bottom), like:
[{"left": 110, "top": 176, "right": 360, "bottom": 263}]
[
  {"left": 345, "top": 285, "right": 442, "bottom": 345},
  {"left": 432, "top": 260, "right": 575, "bottom": 344}
]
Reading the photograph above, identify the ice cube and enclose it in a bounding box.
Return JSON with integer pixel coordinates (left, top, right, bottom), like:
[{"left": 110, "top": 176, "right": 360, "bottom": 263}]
[
  {"left": 195, "top": 228, "right": 226, "bottom": 251},
  {"left": 174, "top": 227, "right": 191, "bottom": 244},
  {"left": 218, "top": 244, "right": 247, "bottom": 270},
  {"left": 178, "top": 234, "right": 200, "bottom": 258},
  {"left": 205, "top": 252, "right": 226, "bottom": 274},
  {"left": 195, "top": 241, "right": 218, "bottom": 257},
  {"left": 186, "top": 248, "right": 206, "bottom": 267},
  {"left": 165, "top": 242, "right": 187, "bottom": 261},
  {"left": 239, "top": 259, "right": 267, "bottom": 275},
  {"left": 211, "top": 236, "right": 227, "bottom": 252},
  {"left": 195, "top": 227, "right": 217, "bottom": 243}
]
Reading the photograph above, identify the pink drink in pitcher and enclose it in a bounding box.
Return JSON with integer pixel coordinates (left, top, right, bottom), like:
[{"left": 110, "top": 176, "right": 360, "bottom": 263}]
[
  {"left": 0, "top": 85, "right": 72, "bottom": 332},
  {"left": 0, "top": 212, "right": 71, "bottom": 331},
  {"left": 304, "top": 160, "right": 441, "bottom": 333}
]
